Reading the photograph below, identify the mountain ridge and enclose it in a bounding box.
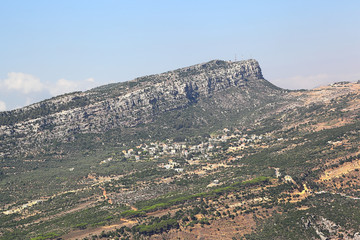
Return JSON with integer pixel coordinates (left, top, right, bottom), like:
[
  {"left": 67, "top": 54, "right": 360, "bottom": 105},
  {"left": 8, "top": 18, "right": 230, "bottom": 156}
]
[
  {"left": 0, "top": 59, "right": 285, "bottom": 157},
  {"left": 0, "top": 59, "right": 264, "bottom": 114}
]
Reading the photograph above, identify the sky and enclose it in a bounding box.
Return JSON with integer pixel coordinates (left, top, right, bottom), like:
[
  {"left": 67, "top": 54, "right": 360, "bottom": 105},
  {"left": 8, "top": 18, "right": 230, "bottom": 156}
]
[{"left": 1, "top": 0, "right": 359, "bottom": 111}]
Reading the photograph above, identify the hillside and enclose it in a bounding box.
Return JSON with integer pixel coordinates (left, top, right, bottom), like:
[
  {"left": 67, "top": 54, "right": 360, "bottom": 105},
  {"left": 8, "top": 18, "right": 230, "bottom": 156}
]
[
  {"left": 0, "top": 59, "right": 288, "bottom": 158},
  {"left": 1, "top": 60, "right": 360, "bottom": 240}
]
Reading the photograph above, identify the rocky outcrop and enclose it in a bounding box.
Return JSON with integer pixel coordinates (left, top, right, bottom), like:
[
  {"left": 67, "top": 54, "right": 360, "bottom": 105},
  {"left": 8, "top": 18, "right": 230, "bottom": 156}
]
[{"left": 0, "top": 59, "right": 278, "bottom": 156}]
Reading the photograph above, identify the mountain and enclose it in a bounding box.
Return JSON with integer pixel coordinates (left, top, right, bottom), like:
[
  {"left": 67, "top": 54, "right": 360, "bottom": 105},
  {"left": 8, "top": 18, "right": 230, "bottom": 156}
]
[
  {"left": 1, "top": 60, "right": 360, "bottom": 240},
  {"left": 0, "top": 59, "right": 287, "bottom": 158}
]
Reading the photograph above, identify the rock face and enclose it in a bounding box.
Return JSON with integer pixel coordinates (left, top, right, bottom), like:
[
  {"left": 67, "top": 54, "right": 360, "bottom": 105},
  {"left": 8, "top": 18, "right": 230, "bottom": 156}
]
[{"left": 0, "top": 59, "right": 281, "bottom": 156}]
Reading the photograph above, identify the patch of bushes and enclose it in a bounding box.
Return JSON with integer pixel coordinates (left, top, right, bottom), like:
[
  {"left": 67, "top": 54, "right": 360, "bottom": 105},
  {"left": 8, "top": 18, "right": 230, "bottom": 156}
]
[{"left": 134, "top": 219, "right": 179, "bottom": 236}]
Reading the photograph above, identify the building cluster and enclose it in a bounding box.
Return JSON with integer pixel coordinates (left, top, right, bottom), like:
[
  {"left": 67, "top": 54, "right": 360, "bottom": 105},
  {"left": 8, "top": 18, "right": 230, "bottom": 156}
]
[{"left": 112, "top": 128, "right": 272, "bottom": 171}]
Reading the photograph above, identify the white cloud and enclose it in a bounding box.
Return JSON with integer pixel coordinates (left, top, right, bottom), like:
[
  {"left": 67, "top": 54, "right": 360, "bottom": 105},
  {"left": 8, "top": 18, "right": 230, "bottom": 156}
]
[
  {"left": 0, "top": 100, "right": 6, "bottom": 111},
  {"left": 49, "top": 78, "right": 79, "bottom": 96},
  {"left": 1, "top": 72, "right": 97, "bottom": 97},
  {"left": 3, "top": 72, "right": 44, "bottom": 94},
  {"left": 0, "top": 72, "right": 98, "bottom": 110},
  {"left": 86, "top": 78, "right": 95, "bottom": 83},
  {"left": 48, "top": 78, "right": 96, "bottom": 96}
]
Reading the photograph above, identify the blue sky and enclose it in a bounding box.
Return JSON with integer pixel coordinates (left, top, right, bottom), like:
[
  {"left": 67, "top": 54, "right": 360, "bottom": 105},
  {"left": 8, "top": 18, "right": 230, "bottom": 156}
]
[{"left": 1, "top": 0, "right": 359, "bottom": 111}]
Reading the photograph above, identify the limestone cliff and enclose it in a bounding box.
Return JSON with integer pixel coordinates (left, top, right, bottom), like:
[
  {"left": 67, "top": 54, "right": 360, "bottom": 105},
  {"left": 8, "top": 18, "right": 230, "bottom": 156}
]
[{"left": 0, "top": 59, "right": 282, "bottom": 156}]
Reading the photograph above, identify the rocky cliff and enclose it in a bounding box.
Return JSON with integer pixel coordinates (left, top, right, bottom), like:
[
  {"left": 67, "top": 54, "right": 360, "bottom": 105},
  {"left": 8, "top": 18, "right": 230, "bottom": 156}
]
[{"left": 0, "top": 59, "right": 283, "bottom": 157}]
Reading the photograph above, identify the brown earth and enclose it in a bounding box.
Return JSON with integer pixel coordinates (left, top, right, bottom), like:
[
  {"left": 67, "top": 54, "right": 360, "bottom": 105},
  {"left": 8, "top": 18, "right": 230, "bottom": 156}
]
[{"left": 61, "top": 218, "right": 137, "bottom": 240}]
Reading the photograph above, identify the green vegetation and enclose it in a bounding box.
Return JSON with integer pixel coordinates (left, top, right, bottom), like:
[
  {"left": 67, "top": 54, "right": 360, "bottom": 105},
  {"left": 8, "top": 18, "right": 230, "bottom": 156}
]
[
  {"left": 120, "top": 176, "right": 271, "bottom": 218},
  {"left": 30, "top": 232, "right": 60, "bottom": 240},
  {"left": 134, "top": 219, "right": 179, "bottom": 236}
]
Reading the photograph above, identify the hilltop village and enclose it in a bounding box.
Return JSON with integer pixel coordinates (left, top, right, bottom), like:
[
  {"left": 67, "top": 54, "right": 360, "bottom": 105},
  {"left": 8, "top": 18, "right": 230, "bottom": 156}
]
[{"left": 103, "top": 128, "right": 273, "bottom": 176}]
